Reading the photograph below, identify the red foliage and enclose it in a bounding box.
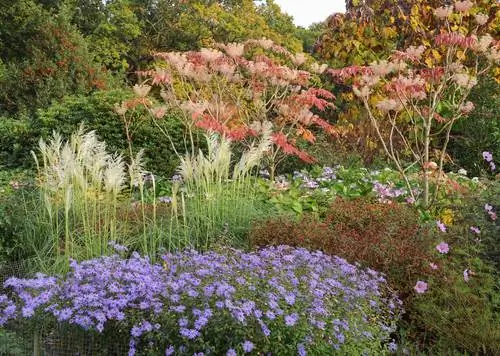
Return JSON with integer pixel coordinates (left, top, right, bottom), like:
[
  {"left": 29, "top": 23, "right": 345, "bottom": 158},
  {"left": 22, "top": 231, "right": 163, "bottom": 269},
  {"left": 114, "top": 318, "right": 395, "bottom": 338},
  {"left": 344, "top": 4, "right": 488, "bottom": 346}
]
[{"left": 251, "top": 198, "right": 434, "bottom": 296}]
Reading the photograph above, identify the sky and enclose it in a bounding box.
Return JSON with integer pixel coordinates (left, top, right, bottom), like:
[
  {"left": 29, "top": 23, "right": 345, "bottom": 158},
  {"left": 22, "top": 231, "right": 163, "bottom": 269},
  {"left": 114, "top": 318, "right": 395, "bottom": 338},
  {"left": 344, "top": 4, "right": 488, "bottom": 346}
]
[{"left": 273, "top": 0, "right": 346, "bottom": 28}]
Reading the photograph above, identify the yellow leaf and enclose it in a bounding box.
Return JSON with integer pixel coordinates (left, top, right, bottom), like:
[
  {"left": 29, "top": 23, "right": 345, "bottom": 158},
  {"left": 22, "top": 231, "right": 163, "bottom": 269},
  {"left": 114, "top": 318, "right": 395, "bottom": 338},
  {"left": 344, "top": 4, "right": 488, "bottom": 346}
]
[
  {"left": 431, "top": 49, "right": 442, "bottom": 61},
  {"left": 456, "top": 50, "right": 466, "bottom": 61}
]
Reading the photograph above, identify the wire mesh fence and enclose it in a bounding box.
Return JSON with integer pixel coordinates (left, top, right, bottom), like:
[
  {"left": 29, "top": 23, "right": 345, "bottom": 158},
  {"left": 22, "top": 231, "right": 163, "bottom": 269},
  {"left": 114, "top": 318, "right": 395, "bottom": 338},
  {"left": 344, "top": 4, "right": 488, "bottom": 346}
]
[{"left": 0, "top": 260, "right": 130, "bottom": 356}]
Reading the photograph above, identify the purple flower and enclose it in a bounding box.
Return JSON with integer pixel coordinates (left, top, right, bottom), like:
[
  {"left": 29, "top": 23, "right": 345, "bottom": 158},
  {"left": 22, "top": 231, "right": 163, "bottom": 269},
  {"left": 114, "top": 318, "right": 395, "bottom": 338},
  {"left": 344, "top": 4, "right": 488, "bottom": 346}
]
[
  {"left": 226, "top": 349, "right": 237, "bottom": 356},
  {"left": 414, "top": 280, "right": 428, "bottom": 294},
  {"left": 284, "top": 313, "right": 299, "bottom": 326},
  {"left": 490, "top": 161, "right": 496, "bottom": 171},
  {"left": 482, "top": 151, "right": 493, "bottom": 162},
  {"left": 463, "top": 269, "right": 471, "bottom": 282},
  {"left": 436, "top": 242, "right": 449, "bottom": 254},
  {"left": 297, "top": 343, "right": 307, "bottom": 356},
  {"left": 429, "top": 262, "right": 438, "bottom": 270},
  {"left": 159, "top": 196, "right": 172, "bottom": 203},
  {"left": 436, "top": 220, "right": 447, "bottom": 232},
  {"left": 470, "top": 226, "right": 480, "bottom": 234},
  {"left": 242, "top": 340, "right": 254, "bottom": 353},
  {"left": 388, "top": 340, "right": 398, "bottom": 352},
  {"left": 484, "top": 203, "right": 493, "bottom": 212},
  {"left": 284, "top": 292, "right": 296, "bottom": 305},
  {"left": 180, "top": 328, "right": 200, "bottom": 340},
  {"left": 165, "top": 346, "right": 175, "bottom": 356}
]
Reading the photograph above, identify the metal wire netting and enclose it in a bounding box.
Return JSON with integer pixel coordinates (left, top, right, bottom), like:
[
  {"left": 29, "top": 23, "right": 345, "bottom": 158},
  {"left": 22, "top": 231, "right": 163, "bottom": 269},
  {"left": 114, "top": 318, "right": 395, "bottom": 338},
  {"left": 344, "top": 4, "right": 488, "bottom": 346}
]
[{"left": 0, "top": 260, "right": 130, "bottom": 356}]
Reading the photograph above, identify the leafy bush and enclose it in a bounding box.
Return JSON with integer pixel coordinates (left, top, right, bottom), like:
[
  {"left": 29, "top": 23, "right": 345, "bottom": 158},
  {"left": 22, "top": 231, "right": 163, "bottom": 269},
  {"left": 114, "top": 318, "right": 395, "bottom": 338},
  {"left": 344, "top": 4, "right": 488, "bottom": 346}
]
[
  {"left": 260, "top": 165, "right": 418, "bottom": 217},
  {"left": 251, "top": 197, "right": 433, "bottom": 296},
  {"left": 37, "top": 89, "right": 186, "bottom": 176},
  {"left": 404, "top": 179, "right": 500, "bottom": 354},
  {"left": 0, "top": 246, "right": 402, "bottom": 355},
  {"left": 446, "top": 75, "right": 500, "bottom": 176}
]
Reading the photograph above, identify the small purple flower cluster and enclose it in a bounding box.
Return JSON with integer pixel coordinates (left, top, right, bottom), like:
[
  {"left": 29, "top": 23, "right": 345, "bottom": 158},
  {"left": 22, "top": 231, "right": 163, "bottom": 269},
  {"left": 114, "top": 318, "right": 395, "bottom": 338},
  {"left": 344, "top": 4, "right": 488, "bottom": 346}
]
[
  {"left": 482, "top": 151, "right": 496, "bottom": 171},
  {"left": 294, "top": 166, "right": 337, "bottom": 189},
  {"left": 0, "top": 247, "right": 402, "bottom": 354},
  {"left": 372, "top": 181, "right": 408, "bottom": 204}
]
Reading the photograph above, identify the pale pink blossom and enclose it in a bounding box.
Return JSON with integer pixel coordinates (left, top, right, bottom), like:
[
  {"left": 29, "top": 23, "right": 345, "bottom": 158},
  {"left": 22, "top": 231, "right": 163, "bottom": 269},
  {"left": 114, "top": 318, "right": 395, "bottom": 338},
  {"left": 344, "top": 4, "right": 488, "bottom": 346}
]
[
  {"left": 454, "top": 1, "right": 474, "bottom": 13},
  {"left": 486, "top": 47, "right": 500, "bottom": 63},
  {"left": 414, "top": 280, "right": 428, "bottom": 294},
  {"left": 223, "top": 43, "right": 245, "bottom": 58},
  {"left": 475, "top": 13, "right": 489, "bottom": 25},
  {"left": 133, "top": 84, "right": 152, "bottom": 98},
  {"left": 434, "top": 6, "right": 453, "bottom": 19},
  {"left": 310, "top": 63, "right": 328, "bottom": 74},
  {"left": 459, "top": 101, "right": 475, "bottom": 114},
  {"left": 292, "top": 53, "right": 307, "bottom": 67},
  {"left": 436, "top": 241, "right": 450, "bottom": 254},
  {"left": 376, "top": 98, "right": 399, "bottom": 112},
  {"left": 150, "top": 106, "right": 167, "bottom": 119},
  {"left": 200, "top": 48, "right": 223, "bottom": 62},
  {"left": 255, "top": 38, "right": 274, "bottom": 50},
  {"left": 473, "top": 34, "right": 493, "bottom": 53},
  {"left": 470, "top": 226, "right": 481, "bottom": 234},
  {"left": 453, "top": 74, "right": 477, "bottom": 89},
  {"left": 405, "top": 45, "right": 426, "bottom": 61},
  {"left": 353, "top": 85, "right": 370, "bottom": 99},
  {"left": 429, "top": 262, "right": 438, "bottom": 270}
]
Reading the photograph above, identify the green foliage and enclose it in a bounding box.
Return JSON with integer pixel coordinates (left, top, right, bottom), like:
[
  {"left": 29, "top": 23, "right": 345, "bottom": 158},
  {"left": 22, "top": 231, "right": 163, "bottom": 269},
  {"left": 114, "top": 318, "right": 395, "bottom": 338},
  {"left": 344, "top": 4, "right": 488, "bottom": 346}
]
[
  {"left": 0, "top": 0, "right": 107, "bottom": 116},
  {"left": 398, "top": 178, "right": 500, "bottom": 354},
  {"left": 87, "top": 0, "right": 141, "bottom": 72},
  {"left": 447, "top": 75, "right": 500, "bottom": 176},
  {"left": 0, "top": 116, "right": 38, "bottom": 169},
  {"left": 37, "top": 89, "right": 184, "bottom": 176},
  {"left": 0, "top": 169, "right": 34, "bottom": 261}
]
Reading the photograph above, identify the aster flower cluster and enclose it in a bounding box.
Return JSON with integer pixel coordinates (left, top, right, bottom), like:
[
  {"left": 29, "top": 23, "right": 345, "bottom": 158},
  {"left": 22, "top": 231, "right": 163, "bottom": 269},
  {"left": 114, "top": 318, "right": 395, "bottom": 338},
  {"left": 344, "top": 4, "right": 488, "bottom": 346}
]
[
  {"left": 286, "top": 166, "right": 417, "bottom": 205},
  {"left": 0, "top": 246, "right": 402, "bottom": 355}
]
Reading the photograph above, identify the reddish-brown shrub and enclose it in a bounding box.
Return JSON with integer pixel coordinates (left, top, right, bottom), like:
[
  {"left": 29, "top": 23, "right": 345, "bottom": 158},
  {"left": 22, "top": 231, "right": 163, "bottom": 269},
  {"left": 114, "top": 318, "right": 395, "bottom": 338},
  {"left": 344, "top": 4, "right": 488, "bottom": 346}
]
[{"left": 251, "top": 197, "right": 434, "bottom": 296}]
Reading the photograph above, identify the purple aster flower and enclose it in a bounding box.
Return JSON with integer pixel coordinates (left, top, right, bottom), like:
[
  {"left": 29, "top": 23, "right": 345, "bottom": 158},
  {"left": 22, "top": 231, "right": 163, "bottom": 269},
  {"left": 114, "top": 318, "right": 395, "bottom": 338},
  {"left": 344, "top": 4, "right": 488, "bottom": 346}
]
[
  {"left": 178, "top": 317, "right": 189, "bottom": 328},
  {"left": 297, "top": 343, "right": 307, "bottom": 356},
  {"left": 436, "top": 241, "right": 449, "bottom": 254},
  {"left": 388, "top": 340, "right": 398, "bottom": 353},
  {"left": 414, "top": 280, "right": 428, "bottom": 294},
  {"left": 482, "top": 151, "right": 493, "bottom": 162},
  {"left": 179, "top": 328, "right": 200, "bottom": 340},
  {"left": 285, "top": 313, "right": 299, "bottom": 326},
  {"left": 226, "top": 349, "right": 237, "bottom": 356},
  {"left": 436, "top": 220, "right": 447, "bottom": 232},
  {"left": 284, "top": 292, "right": 296, "bottom": 305},
  {"left": 242, "top": 341, "right": 254, "bottom": 353},
  {"left": 266, "top": 310, "right": 276, "bottom": 320},
  {"left": 165, "top": 346, "right": 175, "bottom": 356}
]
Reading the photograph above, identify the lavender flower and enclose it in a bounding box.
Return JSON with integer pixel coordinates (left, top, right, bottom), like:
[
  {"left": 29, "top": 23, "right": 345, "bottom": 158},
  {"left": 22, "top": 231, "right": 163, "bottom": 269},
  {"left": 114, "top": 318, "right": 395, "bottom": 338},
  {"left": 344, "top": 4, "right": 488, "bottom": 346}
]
[
  {"left": 1, "top": 246, "right": 402, "bottom": 354},
  {"left": 242, "top": 340, "right": 254, "bottom": 353},
  {"left": 436, "top": 242, "right": 450, "bottom": 254},
  {"left": 414, "top": 281, "right": 428, "bottom": 294}
]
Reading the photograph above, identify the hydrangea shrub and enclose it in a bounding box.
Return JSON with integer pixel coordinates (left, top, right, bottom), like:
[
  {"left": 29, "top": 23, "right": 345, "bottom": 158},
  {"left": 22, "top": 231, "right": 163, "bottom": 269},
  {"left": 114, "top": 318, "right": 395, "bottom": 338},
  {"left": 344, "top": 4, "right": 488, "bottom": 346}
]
[{"left": 0, "top": 246, "right": 402, "bottom": 355}]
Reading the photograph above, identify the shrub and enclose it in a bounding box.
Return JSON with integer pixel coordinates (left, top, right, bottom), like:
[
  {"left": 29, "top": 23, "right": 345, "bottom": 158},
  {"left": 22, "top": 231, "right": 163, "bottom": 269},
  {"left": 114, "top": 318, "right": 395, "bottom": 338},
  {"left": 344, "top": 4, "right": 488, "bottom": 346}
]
[
  {"left": 404, "top": 179, "right": 500, "bottom": 354},
  {"left": 251, "top": 197, "right": 433, "bottom": 296},
  {"left": 37, "top": 89, "right": 186, "bottom": 176},
  {"left": 0, "top": 246, "right": 402, "bottom": 355}
]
